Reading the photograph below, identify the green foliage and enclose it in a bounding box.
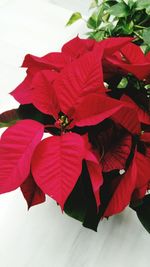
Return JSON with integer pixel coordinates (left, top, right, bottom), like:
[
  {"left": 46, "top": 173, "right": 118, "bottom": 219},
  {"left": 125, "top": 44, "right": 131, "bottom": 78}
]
[
  {"left": 0, "top": 120, "right": 18, "bottom": 128},
  {"left": 67, "top": 0, "right": 150, "bottom": 51},
  {"left": 130, "top": 194, "right": 150, "bottom": 234},
  {"left": 66, "top": 12, "right": 82, "bottom": 26}
]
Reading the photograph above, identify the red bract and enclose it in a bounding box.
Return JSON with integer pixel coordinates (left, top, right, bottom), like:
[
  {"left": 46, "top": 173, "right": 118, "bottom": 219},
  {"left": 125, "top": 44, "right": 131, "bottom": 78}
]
[
  {"left": 102, "top": 134, "right": 132, "bottom": 172},
  {"left": 104, "top": 148, "right": 150, "bottom": 217},
  {"left": 104, "top": 42, "right": 150, "bottom": 80},
  {"left": 31, "top": 132, "right": 102, "bottom": 210},
  {"left": 10, "top": 36, "right": 132, "bottom": 105},
  {"left": 120, "top": 94, "right": 150, "bottom": 125},
  {"left": 20, "top": 173, "right": 45, "bottom": 209},
  {"left": 104, "top": 153, "right": 137, "bottom": 217},
  {"left": 0, "top": 120, "right": 44, "bottom": 193}
]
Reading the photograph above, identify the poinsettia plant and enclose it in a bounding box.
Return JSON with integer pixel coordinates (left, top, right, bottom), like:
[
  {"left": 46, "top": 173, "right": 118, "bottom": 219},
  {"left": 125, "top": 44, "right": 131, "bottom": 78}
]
[{"left": 1, "top": 35, "right": 150, "bottom": 232}]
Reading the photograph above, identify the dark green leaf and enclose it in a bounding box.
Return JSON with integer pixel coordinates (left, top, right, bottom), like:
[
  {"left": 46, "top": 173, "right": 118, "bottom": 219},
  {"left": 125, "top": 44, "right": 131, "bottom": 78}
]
[
  {"left": 66, "top": 12, "right": 82, "bottom": 26},
  {"left": 0, "top": 109, "right": 19, "bottom": 128},
  {"left": 132, "top": 194, "right": 150, "bottom": 234},
  {"left": 64, "top": 161, "right": 98, "bottom": 231}
]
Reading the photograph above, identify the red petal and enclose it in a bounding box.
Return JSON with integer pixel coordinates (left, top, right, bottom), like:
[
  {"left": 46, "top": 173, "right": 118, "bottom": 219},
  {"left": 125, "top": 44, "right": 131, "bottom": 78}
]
[
  {"left": 111, "top": 104, "right": 141, "bottom": 135},
  {"left": 22, "top": 52, "right": 71, "bottom": 71},
  {"left": 10, "top": 74, "right": 33, "bottom": 104},
  {"left": 140, "top": 132, "right": 150, "bottom": 143},
  {"left": 98, "top": 37, "right": 133, "bottom": 56},
  {"left": 120, "top": 42, "right": 147, "bottom": 64},
  {"left": 54, "top": 49, "right": 105, "bottom": 115},
  {"left": 20, "top": 173, "right": 45, "bottom": 209},
  {"left": 74, "top": 93, "right": 123, "bottom": 127},
  {"left": 31, "top": 133, "right": 86, "bottom": 210},
  {"left": 134, "top": 151, "right": 150, "bottom": 190},
  {"left": 104, "top": 154, "right": 137, "bottom": 217},
  {"left": 121, "top": 95, "right": 150, "bottom": 125},
  {"left": 31, "top": 70, "right": 59, "bottom": 118},
  {"left": 102, "top": 134, "right": 132, "bottom": 172},
  {"left": 106, "top": 53, "right": 150, "bottom": 80},
  {"left": 0, "top": 120, "right": 44, "bottom": 193},
  {"left": 62, "top": 36, "right": 95, "bottom": 58}
]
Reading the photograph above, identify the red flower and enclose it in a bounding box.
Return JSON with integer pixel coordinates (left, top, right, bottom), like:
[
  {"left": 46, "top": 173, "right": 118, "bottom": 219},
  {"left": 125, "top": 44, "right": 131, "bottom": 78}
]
[
  {"left": 1, "top": 36, "right": 150, "bottom": 226},
  {"left": 1, "top": 43, "right": 130, "bottom": 211}
]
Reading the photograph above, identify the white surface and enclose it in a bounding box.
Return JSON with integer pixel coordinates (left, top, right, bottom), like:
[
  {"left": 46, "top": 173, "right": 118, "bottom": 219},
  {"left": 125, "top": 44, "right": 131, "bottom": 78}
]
[{"left": 0, "top": 1, "right": 150, "bottom": 267}]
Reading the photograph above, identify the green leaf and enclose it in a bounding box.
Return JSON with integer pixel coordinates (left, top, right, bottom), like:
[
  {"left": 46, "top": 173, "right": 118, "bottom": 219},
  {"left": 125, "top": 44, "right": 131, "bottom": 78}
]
[
  {"left": 122, "top": 20, "right": 134, "bottom": 34},
  {"left": 64, "top": 162, "right": 98, "bottom": 231},
  {"left": 87, "top": 5, "right": 104, "bottom": 29},
  {"left": 66, "top": 12, "right": 82, "bottom": 26},
  {"left": 108, "top": 2, "right": 129, "bottom": 17},
  {"left": 136, "top": 0, "right": 150, "bottom": 11},
  {"left": 127, "top": 0, "right": 137, "bottom": 9},
  {"left": 143, "top": 27, "right": 150, "bottom": 44},
  {"left": 87, "top": 30, "right": 105, "bottom": 41},
  {"left": 134, "top": 195, "right": 150, "bottom": 234},
  {"left": 0, "top": 109, "right": 19, "bottom": 128},
  {"left": 145, "top": 84, "right": 150, "bottom": 90},
  {"left": 117, "top": 77, "right": 128, "bottom": 89},
  {"left": 146, "top": 6, "right": 150, "bottom": 15},
  {"left": 87, "top": 13, "right": 99, "bottom": 29},
  {"left": 0, "top": 120, "right": 19, "bottom": 128}
]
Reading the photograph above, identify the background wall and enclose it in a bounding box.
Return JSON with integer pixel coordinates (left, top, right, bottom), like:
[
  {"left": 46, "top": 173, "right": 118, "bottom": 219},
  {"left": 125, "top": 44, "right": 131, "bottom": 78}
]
[
  {"left": 0, "top": 1, "right": 150, "bottom": 267},
  {"left": 48, "top": 0, "right": 91, "bottom": 14}
]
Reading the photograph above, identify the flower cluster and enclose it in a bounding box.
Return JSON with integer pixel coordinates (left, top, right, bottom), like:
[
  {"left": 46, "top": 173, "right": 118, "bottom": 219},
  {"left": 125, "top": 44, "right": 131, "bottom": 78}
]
[{"left": 1, "top": 36, "right": 150, "bottom": 231}]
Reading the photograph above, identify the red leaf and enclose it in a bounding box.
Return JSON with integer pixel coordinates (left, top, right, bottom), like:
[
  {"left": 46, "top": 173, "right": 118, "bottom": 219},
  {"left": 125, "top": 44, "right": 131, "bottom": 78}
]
[
  {"left": 98, "top": 37, "right": 133, "bottom": 56},
  {"left": 22, "top": 52, "right": 71, "bottom": 71},
  {"left": 131, "top": 151, "right": 150, "bottom": 201},
  {"left": 134, "top": 152, "right": 150, "bottom": 190},
  {"left": 62, "top": 36, "right": 95, "bottom": 58},
  {"left": 140, "top": 132, "right": 150, "bottom": 143},
  {"left": 10, "top": 74, "right": 33, "bottom": 104},
  {"left": 20, "top": 173, "right": 45, "bottom": 209},
  {"left": 0, "top": 120, "right": 44, "bottom": 193},
  {"left": 120, "top": 42, "right": 147, "bottom": 64},
  {"left": 31, "top": 133, "right": 86, "bottom": 210},
  {"left": 102, "top": 134, "right": 132, "bottom": 172},
  {"left": 104, "top": 154, "right": 137, "bottom": 217},
  {"left": 74, "top": 93, "right": 123, "bottom": 127},
  {"left": 120, "top": 95, "right": 150, "bottom": 125},
  {"left": 106, "top": 51, "right": 150, "bottom": 80},
  {"left": 31, "top": 70, "right": 59, "bottom": 118},
  {"left": 111, "top": 105, "right": 141, "bottom": 135},
  {"left": 54, "top": 49, "right": 105, "bottom": 115}
]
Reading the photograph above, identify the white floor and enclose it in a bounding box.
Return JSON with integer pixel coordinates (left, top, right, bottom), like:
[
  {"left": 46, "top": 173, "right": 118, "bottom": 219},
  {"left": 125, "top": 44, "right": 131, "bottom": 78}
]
[{"left": 0, "top": 1, "right": 150, "bottom": 267}]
